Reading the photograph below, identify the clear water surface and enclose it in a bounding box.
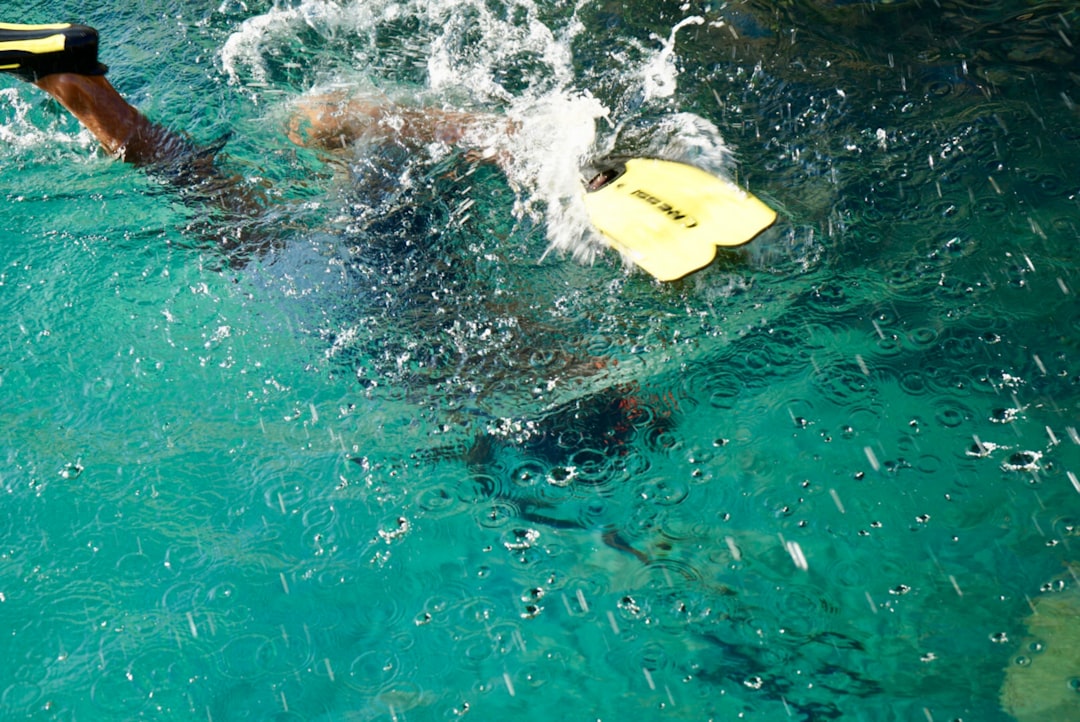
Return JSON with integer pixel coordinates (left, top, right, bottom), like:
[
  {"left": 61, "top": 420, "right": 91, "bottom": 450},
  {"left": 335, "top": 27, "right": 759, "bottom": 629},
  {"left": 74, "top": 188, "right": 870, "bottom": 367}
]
[{"left": 2, "top": 1, "right": 1078, "bottom": 720}]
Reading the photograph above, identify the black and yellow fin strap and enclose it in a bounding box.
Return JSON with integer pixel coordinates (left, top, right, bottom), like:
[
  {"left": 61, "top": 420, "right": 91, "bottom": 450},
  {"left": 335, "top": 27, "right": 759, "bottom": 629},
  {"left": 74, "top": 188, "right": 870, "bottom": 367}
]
[
  {"left": 0, "top": 22, "right": 77, "bottom": 34},
  {"left": 0, "top": 23, "right": 107, "bottom": 81}
]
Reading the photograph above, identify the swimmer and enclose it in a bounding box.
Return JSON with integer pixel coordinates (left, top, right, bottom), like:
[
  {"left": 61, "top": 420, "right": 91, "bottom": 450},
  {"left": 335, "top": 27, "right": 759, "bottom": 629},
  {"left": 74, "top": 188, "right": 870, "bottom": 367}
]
[{"left": 2, "top": 21, "right": 775, "bottom": 278}]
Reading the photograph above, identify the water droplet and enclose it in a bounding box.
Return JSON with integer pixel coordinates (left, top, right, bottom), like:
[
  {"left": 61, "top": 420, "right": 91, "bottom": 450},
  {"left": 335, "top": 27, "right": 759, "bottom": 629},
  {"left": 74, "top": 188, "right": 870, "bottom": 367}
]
[
  {"left": 59, "top": 461, "right": 84, "bottom": 480},
  {"left": 1002, "top": 450, "right": 1041, "bottom": 472},
  {"left": 743, "top": 676, "right": 764, "bottom": 689},
  {"left": 502, "top": 528, "right": 540, "bottom": 551},
  {"left": 547, "top": 466, "right": 577, "bottom": 487},
  {"left": 990, "top": 407, "right": 1021, "bottom": 424},
  {"left": 522, "top": 587, "right": 545, "bottom": 603},
  {"left": 520, "top": 604, "right": 543, "bottom": 619},
  {"left": 618, "top": 595, "right": 643, "bottom": 618}
]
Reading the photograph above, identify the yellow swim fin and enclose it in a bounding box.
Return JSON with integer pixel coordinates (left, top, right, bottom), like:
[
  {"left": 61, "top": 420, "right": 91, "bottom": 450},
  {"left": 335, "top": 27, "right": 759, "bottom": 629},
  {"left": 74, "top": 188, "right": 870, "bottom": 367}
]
[
  {"left": 0, "top": 22, "right": 107, "bottom": 81},
  {"left": 582, "top": 158, "right": 776, "bottom": 281}
]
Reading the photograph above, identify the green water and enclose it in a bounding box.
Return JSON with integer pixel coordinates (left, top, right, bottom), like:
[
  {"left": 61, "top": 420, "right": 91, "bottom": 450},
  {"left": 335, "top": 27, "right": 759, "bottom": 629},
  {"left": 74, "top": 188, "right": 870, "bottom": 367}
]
[{"left": 2, "top": 1, "right": 1078, "bottom": 720}]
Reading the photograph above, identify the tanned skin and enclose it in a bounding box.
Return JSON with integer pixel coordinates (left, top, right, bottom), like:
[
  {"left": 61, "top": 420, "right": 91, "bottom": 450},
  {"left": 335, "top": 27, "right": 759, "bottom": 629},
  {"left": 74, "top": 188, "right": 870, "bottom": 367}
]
[
  {"left": 34, "top": 73, "right": 180, "bottom": 164},
  {"left": 33, "top": 73, "right": 497, "bottom": 162}
]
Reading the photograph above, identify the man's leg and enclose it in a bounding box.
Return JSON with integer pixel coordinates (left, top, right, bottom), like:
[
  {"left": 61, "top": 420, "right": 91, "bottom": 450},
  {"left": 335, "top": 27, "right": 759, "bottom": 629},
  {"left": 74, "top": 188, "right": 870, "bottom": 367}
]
[{"left": 33, "top": 72, "right": 186, "bottom": 165}]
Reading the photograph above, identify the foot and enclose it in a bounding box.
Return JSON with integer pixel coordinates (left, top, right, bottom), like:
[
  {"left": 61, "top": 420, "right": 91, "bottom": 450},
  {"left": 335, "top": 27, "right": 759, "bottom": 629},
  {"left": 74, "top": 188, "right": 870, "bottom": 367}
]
[{"left": 0, "top": 22, "right": 108, "bottom": 82}]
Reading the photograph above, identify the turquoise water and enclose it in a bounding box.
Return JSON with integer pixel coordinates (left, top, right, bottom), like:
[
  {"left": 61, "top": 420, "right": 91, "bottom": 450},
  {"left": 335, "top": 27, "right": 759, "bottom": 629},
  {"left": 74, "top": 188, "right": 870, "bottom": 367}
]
[{"left": 2, "top": 1, "right": 1079, "bottom": 720}]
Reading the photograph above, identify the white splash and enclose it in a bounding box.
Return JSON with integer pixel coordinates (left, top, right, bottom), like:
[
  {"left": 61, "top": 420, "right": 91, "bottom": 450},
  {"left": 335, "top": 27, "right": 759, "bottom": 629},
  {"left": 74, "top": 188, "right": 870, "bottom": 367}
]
[
  {"left": 0, "top": 87, "right": 93, "bottom": 154},
  {"left": 500, "top": 90, "right": 609, "bottom": 262},
  {"left": 220, "top": 0, "right": 351, "bottom": 85},
  {"left": 640, "top": 15, "right": 705, "bottom": 102},
  {"left": 218, "top": 1, "right": 730, "bottom": 263}
]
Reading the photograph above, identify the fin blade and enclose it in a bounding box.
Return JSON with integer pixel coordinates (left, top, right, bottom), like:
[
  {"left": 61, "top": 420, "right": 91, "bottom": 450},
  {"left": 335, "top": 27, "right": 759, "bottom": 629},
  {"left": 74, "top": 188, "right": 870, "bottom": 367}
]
[{"left": 583, "top": 157, "right": 776, "bottom": 280}]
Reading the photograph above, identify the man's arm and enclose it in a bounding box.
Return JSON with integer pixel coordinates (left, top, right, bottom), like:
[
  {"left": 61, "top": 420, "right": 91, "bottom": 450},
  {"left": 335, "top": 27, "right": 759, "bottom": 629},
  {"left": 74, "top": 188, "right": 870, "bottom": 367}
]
[{"left": 287, "top": 90, "right": 514, "bottom": 167}]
